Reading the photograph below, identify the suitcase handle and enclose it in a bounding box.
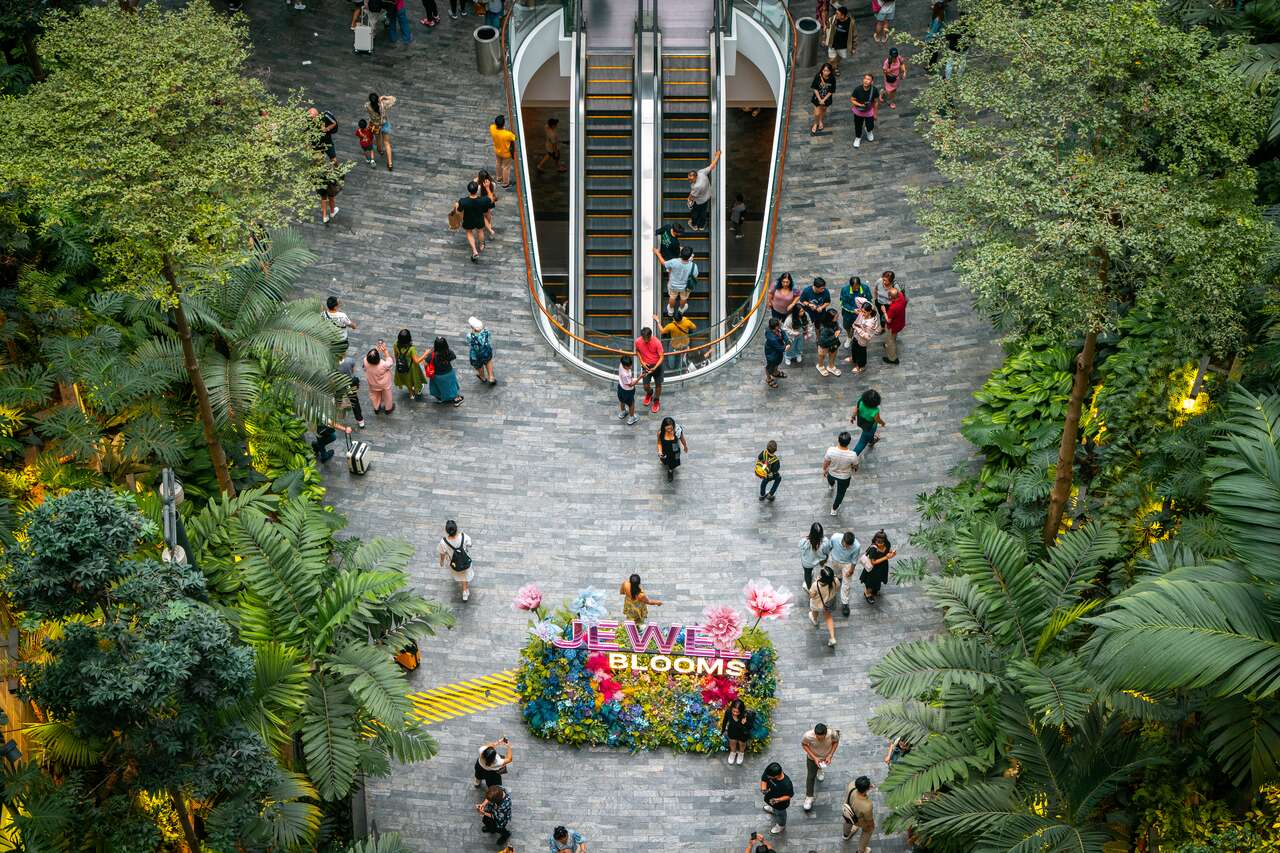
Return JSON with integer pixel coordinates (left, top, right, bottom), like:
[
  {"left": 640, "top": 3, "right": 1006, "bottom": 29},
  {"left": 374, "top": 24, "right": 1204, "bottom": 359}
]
[{"left": 344, "top": 430, "right": 354, "bottom": 451}]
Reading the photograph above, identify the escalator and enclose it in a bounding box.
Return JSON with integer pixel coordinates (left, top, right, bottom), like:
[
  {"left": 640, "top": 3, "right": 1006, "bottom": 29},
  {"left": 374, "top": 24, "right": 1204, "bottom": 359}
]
[
  {"left": 581, "top": 52, "right": 636, "bottom": 361},
  {"left": 660, "top": 51, "right": 712, "bottom": 341}
]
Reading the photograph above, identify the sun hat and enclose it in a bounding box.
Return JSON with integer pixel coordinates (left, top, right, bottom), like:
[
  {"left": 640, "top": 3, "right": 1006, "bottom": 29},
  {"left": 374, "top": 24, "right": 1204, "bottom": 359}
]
[{"left": 468, "top": 316, "right": 484, "bottom": 331}]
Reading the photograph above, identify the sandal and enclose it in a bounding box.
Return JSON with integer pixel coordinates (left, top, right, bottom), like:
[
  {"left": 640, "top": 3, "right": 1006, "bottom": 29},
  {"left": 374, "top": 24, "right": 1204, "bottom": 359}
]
[
  {"left": 453, "top": 396, "right": 465, "bottom": 407},
  {"left": 766, "top": 379, "right": 779, "bottom": 388}
]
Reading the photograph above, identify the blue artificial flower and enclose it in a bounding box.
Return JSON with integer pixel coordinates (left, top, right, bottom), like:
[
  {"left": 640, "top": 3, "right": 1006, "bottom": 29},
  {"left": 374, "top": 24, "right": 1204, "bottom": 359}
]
[
  {"left": 529, "top": 619, "right": 560, "bottom": 643},
  {"left": 571, "top": 586, "right": 609, "bottom": 626}
]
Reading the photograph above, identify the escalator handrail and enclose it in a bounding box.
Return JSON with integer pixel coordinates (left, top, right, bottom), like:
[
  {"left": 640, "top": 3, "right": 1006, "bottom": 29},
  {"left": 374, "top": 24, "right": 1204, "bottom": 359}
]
[{"left": 501, "top": 1, "right": 799, "bottom": 363}]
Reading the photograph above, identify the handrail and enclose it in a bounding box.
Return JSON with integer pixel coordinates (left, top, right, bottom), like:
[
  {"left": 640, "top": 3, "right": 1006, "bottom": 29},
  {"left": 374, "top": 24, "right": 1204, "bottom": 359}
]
[{"left": 501, "top": 0, "right": 798, "bottom": 376}]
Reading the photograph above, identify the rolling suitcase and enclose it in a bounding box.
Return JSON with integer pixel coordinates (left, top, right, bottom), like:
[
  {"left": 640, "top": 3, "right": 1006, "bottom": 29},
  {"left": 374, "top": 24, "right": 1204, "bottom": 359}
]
[
  {"left": 354, "top": 10, "right": 373, "bottom": 54},
  {"left": 345, "top": 432, "right": 371, "bottom": 475}
]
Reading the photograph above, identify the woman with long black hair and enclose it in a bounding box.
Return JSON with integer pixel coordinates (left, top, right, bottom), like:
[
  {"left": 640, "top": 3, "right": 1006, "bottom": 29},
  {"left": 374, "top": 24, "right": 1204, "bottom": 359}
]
[
  {"left": 799, "top": 522, "right": 832, "bottom": 591},
  {"left": 721, "top": 698, "right": 753, "bottom": 766},
  {"left": 859, "top": 529, "right": 895, "bottom": 603},
  {"left": 620, "top": 573, "right": 663, "bottom": 624},
  {"left": 427, "top": 336, "right": 464, "bottom": 407},
  {"left": 656, "top": 417, "right": 688, "bottom": 482}
]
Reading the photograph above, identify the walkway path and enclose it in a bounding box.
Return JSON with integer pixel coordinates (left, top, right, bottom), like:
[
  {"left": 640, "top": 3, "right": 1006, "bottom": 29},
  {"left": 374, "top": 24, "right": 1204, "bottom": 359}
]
[{"left": 247, "top": 2, "right": 1001, "bottom": 850}]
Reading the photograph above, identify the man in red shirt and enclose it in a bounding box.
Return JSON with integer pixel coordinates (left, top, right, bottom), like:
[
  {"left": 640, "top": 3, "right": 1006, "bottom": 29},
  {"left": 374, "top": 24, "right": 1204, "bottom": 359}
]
[
  {"left": 883, "top": 280, "right": 907, "bottom": 365},
  {"left": 635, "top": 327, "right": 666, "bottom": 414}
]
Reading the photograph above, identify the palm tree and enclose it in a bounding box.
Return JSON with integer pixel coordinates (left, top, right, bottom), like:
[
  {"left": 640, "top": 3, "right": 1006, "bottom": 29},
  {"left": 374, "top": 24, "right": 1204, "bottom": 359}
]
[
  {"left": 133, "top": 230, "right": 345, "bottom": 433},
  {"left": 187, "top": 490, "right": 456, "bottom": 801},
  {"left": 866, "top": 522, "right": 1169, "bottom": 848},
  {"left": 1084, "top": 388, "right": 1280, "bottom": 787}
]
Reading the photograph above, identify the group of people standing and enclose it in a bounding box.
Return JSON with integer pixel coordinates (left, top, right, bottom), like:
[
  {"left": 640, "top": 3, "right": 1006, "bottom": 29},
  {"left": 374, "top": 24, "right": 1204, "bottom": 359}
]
[{"left": 764, "top": 271, "right": 907, "bottom": 387}]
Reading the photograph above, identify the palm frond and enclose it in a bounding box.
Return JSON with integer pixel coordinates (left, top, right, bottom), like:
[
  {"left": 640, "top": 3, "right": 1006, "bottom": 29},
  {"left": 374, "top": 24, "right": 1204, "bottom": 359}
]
[
  {"left": 870, "top": 636, "right": 1006, "bottom": 699},
  {"left": 1008, "top": 657, "right": 1096, "bottom": 729},
  {"left": 325, "top": 642, "right": 411, "bottom": 725},
  {"left": 369, "top": 720, "right": 439, "bottom": 764},
  {"left": 241, "top": 642, "right": 309, "bottom": 749},
  {"left": 1206, "top": 389, "right": 1280, "bottom": 576},
  {"left": 345, "top": 832, "right": 409, "bottom": 853},
  {"left": 868, "top": 700, "right": 949, "bottom": 744},
  {"left": 1036, "top": 522, "right": 1118, "bottom": 614},
  {"left": 881, "top": 733, "right": 995, "bottom": 810},
  {"left": 925, "top": 574, "right": 999, "bottom": 642},
  {"left": 235, "top": 507, "right": 324, "bottom": 644},
  {"left": 24, "top": 720, "right": 104, "bottom": 766},
  {"left": 1201, "top": 694, "right": 1280, "bottom": 787},
  {"left": 301, "top": 677, "right": 361, "bottom": 801},
  {"left": 953, "top": 524, "right": 1044, "bottom": 656},
  {"left": 257, "top": 771, "right": 322, "bottom": 850}
]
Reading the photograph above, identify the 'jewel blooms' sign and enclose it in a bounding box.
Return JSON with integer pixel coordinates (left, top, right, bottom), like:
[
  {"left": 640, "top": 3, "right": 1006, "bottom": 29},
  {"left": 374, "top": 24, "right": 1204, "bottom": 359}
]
[{"left": 553, "top": 620, "right": 751, "bottom": 678}]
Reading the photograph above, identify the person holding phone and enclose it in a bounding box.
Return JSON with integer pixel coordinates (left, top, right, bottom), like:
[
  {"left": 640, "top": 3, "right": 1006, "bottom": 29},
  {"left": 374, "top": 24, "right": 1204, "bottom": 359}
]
[
  {"left": 474, "top": 737, "right": 513, "bottom": 788},
  {"left": 745, "top": 832, "right": 774, "bottom": 853}
]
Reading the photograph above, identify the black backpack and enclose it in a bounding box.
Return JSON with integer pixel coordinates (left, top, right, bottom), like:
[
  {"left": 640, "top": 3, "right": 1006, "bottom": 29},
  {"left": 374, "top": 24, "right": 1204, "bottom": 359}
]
[
  {"left": 444, "top": 536, "right": 472, "bottom": 573},
  {"left": 395, "top": 349, "right": 410, "bottom": 374}
]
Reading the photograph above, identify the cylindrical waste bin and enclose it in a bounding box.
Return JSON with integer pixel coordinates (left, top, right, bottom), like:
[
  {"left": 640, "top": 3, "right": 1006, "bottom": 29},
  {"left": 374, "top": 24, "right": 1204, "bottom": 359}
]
[
  {"left": 474, "top": 25, "right": 501, "bottom": 76},
  {"left": 794, "top": 17, "right": 821, "bottom": 69}
]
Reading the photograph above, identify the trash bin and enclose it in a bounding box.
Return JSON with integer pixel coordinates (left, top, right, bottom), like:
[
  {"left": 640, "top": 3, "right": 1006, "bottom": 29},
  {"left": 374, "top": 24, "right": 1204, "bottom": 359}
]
[
  {"left": 794, "top": 17, "right": 821, "bottom": 69},
  {"left": 474, "top": 25, "right": 502, "bottom": 76}
]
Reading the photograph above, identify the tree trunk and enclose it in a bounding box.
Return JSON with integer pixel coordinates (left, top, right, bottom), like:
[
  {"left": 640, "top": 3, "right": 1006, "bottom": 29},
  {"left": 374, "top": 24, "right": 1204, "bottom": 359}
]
[
  {"left": 162, "top": 259, "right": 236, "bottom": 497},
  {"left": 1043, "top": 330, "right": 1098, "bottom": 546},
  {"left": 169, "top": 788, "right": 201, "bottom": 853},
  {"left": 20, "top": 31, "right": 42, "bottom": 81}
]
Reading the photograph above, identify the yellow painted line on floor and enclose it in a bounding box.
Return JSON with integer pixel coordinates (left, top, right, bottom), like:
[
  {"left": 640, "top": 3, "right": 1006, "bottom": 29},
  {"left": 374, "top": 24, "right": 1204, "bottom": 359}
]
[{"left": 406, "top": 670, "right": 519, "bottom": 727}]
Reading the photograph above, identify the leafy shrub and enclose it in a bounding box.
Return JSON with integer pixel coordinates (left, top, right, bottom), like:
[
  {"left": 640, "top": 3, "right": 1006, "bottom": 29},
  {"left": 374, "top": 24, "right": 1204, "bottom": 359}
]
[{"left": 244, "top": 382, "right": 324, "bottom": 502}]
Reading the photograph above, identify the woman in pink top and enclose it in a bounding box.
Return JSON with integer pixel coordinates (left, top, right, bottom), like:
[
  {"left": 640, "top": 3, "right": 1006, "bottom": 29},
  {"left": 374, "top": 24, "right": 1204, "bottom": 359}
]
[
  {"left": 770, "top": 272, "right": 798, "bottom": 321},
  {"left": 882, "top": 48, "right": 907, "bottom": 109},
  {"left": 364, "top": 341, "right": 395, "bottom": 414}
]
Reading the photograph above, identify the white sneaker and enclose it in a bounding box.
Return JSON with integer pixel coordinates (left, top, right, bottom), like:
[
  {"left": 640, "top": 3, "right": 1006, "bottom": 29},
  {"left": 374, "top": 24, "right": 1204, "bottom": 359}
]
[
  {"left": 736, "top": 751, "right": 745, "bottom": 764},
  {"left": 803, "top": 796, "right": 813, "bottom": 811},
  {"left": 854, "top": 137, "right": 861, "bottom": 148},
  {"left": 829, "top": 367, "right": 842, "bottom": 377},
  {"left": 830, "top": 508, "right": 839, "bottom": 516},
  {"left": 866, "top": 131, "right": 874, "bottom": 141},
  {"left": 828, "top": 637, "right": 837, "bottom": 647},
  {"left": 357, "top": 420, "right": 366, "bottom": 428},
  {"left": 770, "top": 825, "right": 784, "bottom": 835},
  {"left": 626, "top": 415, "right": 639, "bottom": 425},
  {"left": 795, "top": 353, "right": 803, "bottom": 363},
  {"left": 330, "top": 206, "right": 340, "bottom": 219},
  {"left": 617, "top": 410, "right": 627, "bottom": 420},
  {"left": 784, "top": 356, "right": 792, "bottom": 366},
  {"left": 727, "top": 753, "right": 736, "bottom": 766},
  {"left": 462, "top": 588, "right": 470, "bottom": 602},
  {"left": 808, "top": 611, "right": 818, "bottom": 626}
]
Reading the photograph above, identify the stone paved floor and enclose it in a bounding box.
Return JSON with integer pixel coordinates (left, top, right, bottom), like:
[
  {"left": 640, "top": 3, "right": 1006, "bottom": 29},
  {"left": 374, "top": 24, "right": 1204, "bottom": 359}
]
[{"left": 245, "top": 1, "right": 1001, "bottom": 850}]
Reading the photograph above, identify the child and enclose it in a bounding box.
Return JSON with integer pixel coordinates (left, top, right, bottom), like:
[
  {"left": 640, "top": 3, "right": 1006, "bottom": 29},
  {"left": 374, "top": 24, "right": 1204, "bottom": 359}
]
[
  {"left": 355, "top": 119, "right": 376, "bottom": 166},
  {"left": 729, "top": 192, "right": 747, "bottom": 238},
  {"left": 617, "top": 355, "right": 639, "bottom": 425}
]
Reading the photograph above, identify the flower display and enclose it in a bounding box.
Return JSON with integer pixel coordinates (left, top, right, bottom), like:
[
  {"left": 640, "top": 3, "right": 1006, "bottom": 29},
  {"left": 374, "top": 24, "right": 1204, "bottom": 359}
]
[
  {"left": 570, "top": 586, "right": 608, "bottom": 626},
  {"left": 517, "top": 598, "right": 778, "bottom": 754},
  {"left": 744, "top": 579, "right": 793, "bottom": 627},
  {"left": 701, "top": 604, "right": 744, "bottom": 651},
  {"left": 512, "top": 583, "right": 543, "bottom": 613}
]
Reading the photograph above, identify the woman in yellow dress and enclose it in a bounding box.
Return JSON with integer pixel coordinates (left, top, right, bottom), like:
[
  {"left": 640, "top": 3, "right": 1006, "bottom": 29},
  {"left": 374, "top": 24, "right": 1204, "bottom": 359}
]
[{"left": 619, "top": 573, "right": 663, "bottom": 625}]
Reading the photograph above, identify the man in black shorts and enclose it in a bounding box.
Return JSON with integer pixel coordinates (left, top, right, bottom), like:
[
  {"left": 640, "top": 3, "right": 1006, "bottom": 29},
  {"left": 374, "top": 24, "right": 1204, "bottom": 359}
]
[
  {"left": 453, "top": 181, "right": 495, "bottom": 262},
  {"left": 309, "top": 107, "right": 341, "bottom": 223}
]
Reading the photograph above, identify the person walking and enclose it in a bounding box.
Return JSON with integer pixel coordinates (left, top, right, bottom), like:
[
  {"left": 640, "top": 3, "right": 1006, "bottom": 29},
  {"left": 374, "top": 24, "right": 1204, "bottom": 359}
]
[
  {"left": 447, "top": 0, "right": 466, "bottom": 18},
  {"left": 830, "top": 530, "right": 863, "bottom": 615},
  {"left": 476, "top": 785, "right": 511, "bottom": 847},
  {"left": 729, "top": 192, "right": 747, "bottom": 238},
  {"left": 467, "top": 317, "right": 497, "bottom": 386},
  {"left": 355, "top": 118, "right": 377, "bottom": 166},
  {"left": 538, "top": 116, "right": 568, "bottom": 172},
  {"left": 873, "top": 0, "right": 896, "bottom": 43},
  {"left": 475, "top": 169, "right": 500, "bottom": 238},
  {"left": 393, "top": 329, "right": 426, "bottom": 401},
  {"left": 635, "top": 327, "right": 665, "bottom": 414},
  {"left": 849, "top": 74, "right": 882, "bottom": 149},
  {"left": 822, "top": 431, "right": 859, "bottom": 516},
  {"left": 801, "top": 723, "right": 841, "bottom": 811},
  {"left": 760, "top": 762, "right": 794, "bottom": 835},
  {"left": 655, "top": 245, "right": 696, "bottom": 314},
  {"left": 842, "top": 776, "right": 875, "bottom": 851},
  {"left": 882, "top": 274, "right": 908, "bottom": 365},
  {"left": 437, "top": 519, "right": 474, "bottom": 602},
  {"left": 619, "top": 573, "right": 662, "bottom": 624},
  {"left": 851, "top": 389, "right": 884, "bottom": 457},
  {"left": 859, "top": 529, "right": 895, "bottom": 603},
  {"left": 386, "top": 0, "right": 412, "bottom": 44},
  {"left": 338, "top": 353, "right": 367, "bottom": 428},
  {"left": 419, "top": 0, "right": 440, "bottom": 26},
  {"left": 616, "top": 355, "right": 639, "bottom": 424},
  {"left": 686, "top": 150, "right": 722, "bottom": 232},
  {"left": 474, "top": 737, "right": 513, "bottom": 788},
  {"left": 781, "top": 304, "right": 808, "bottom": 367},
  {"left": 656, "top": 416, "right": 688, "bottom": 482},
  {"left": 367, "top": 92, "right": 397, "bottom": 170},
  {"left": 764, "top": 318, "right": 787, "bottom": 388},
  {"left": 848, "top": 298, "right": 881, "bottom": 373},
  {"left": 816, "top": 308, "right": 842, "bottom": 377},
  {"left": 483, "top": 0, "right": 503, "bottom": 27},
  {"left": 549, "top": 827, "right": 587, "bottom": 852},
  {"left": 363, "top": 341, "right": 395, "bottom": 415},
  {"left": 882, "top": 47, "right": 907, "bottom": 109},
  {"left": 823, "top": 5, "right": 856, "bottom": 76},
  {"left": 839, "top": 276, "right": 872, "bottom": 347},
  {"left": 810, "top": 62, "right": 837, "bottom": 135},
  {"left": 799, "top": 522, "right": 832, "bottom": 591},
  {"left": 655, "top": 222, "right": 683, "bottom": 262},
  {"left": 427, "top": 336, "right": 465, "bottom": 407},
  {"left": 455, "top": 181, "right": 495, "bottom": 262},
  {"left": 721, "top": 698, "right": 752, "bottom": 765},
  {"left": 756, "top": 440, "right": 781, "bottom": 501},
  {"left": 489, "top": 115, "right": 517, "bottom": 187},
  {"left": 807, "top": 565, "right": 841, "bottom": 647},
  {"left": 324, "top": 295, "right": 358, "bottom": 348},
  {"left": 769, "top": 272, "right": 798, "bottom": 321}
]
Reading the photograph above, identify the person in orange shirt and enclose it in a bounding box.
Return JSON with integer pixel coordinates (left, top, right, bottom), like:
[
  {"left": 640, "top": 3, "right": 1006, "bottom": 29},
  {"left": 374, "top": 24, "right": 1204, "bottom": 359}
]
[{"left": 489, "top": 114, "right": 517, "bottom": 187}]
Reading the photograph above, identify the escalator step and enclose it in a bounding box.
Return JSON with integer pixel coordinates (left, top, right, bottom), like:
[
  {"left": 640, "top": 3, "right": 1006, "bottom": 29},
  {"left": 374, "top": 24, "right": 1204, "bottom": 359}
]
[
  {"left": 663, "top": 54, "right": 710, "bottom": 68},
  {"left": 585, "top": 275, "right": 633, "bottom": 293},
  {"left": 585, "top": 175, "right": 631, "bottom": 192},
  {"left": 587, "top": 214, "right": 632, "bottom": 232},
  {"left": 584, "top": 315, "right": 633, "bottom": 333},
  {"left": 662, "top": 138, "right": 709, "bottom": 155},
  {"left": 587, "top": 134, "right": 632, "bottom": 151},
  {"left": 664, "top": 118, "right": 710, "bottom": 137},
  {"left": 586, "top": 97, "right": 634, "bottom": 112},
  {"left": 586, "top": 235, "right": 632, "bottom": 252},
  {"left": 586, "top": 116, "right": 633, "bottom": 132},
  {"left": 586, "top": 195, "right": 633, "bottom": 212},
  {"left": 587, "top": 80, "right": 633, "bottom": 96},
  {"left": 583, "top": 295, "right": 633, "bottom": 312},
  {"left": 586, "top": 156, "right": 633, "bottom": 172},
  {"left": 584, "top": 254, "right": 632, "bottom": 271}
]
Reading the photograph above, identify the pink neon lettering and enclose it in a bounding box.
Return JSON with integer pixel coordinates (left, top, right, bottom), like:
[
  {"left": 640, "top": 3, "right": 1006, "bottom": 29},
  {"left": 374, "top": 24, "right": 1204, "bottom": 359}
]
[
  {"left": 624, "top": 621, "right": 681, "bottom": 654},
  {"left": 682, "top": 626, "right": 716, "bottom": 657},
  {"left": 552, "top": 619, "right": 588, "bottom": 649},
  {"left": 588, "top": 621, "right": 622, "bottom": 651}
]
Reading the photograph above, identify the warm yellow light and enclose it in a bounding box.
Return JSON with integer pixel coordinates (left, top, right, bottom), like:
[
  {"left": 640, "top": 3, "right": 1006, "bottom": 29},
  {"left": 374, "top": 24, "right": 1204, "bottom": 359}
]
[{"left": 1181, "top": 397, "right": 1196, "bottom": 412}]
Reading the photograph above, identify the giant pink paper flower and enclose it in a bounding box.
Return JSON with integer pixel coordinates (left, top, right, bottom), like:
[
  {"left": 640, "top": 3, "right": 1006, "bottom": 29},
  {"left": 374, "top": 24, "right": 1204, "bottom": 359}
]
[
  {"left": 701, "top": 674, "right": 739, "bottom": 706},
  {"left": 701, "top": 604, "right": 744, "bottom": 652},
  {"left": 744, "top": 580, "right": 793, "bottom": 622},
  {"left": 598, "top": 677, "right": 623, "bottom": 702},
  {"left": 512, "top": 583, "right": 543, "bottom": 612},
  {"left": 586, "top": 652, "right": 613, "bottom": 676}
]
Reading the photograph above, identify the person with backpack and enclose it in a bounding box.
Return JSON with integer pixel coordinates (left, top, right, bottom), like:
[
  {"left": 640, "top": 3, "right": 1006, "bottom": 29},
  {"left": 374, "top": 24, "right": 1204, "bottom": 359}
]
[
  {"left": 756, "top": 440, "right": 781, "bottom": 502},
  {"left": 427, "top": 337, "right": 465, "bottom": 407},
  {"left": 437, "top": 519, "right": 474, "bottom": 602},
  {"left": 393, "top": 329, "right": 425, "bottom": 401},
  {"left": 842, "top": 775, "right": 875, "bottom": 851},
  {"left": 466, "top": 317, "right": 496, "bottom": 386}
]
